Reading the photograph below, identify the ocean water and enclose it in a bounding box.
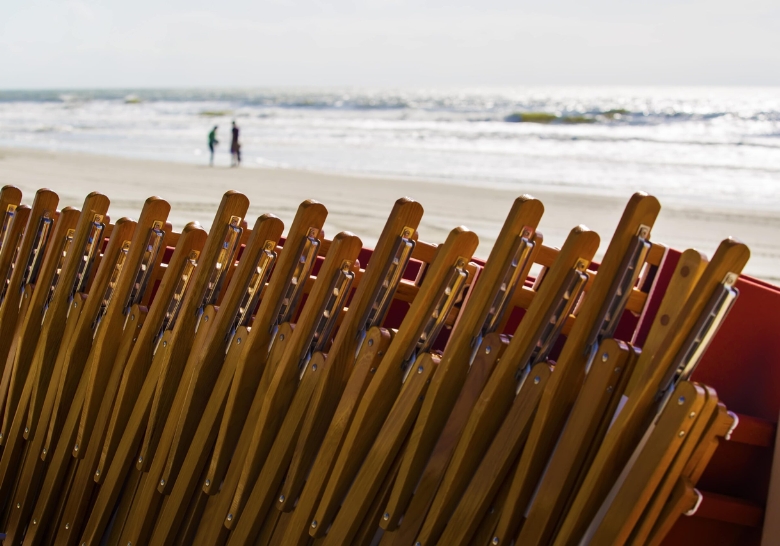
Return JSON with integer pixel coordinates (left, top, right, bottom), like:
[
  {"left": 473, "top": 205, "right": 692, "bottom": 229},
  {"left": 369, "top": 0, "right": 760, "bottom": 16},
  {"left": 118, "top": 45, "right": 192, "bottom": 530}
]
[{"left": 0, "top": 87, "right": 779, "bottom": 211}]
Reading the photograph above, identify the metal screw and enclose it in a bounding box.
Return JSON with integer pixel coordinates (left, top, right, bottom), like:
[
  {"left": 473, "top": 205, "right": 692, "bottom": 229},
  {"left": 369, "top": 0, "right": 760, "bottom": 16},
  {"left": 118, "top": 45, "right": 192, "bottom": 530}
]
[
  {"left": 383, "top": 512, "right": 390, "bottom": 521},
  {"left": 606, "top": 386, "right": 613, "bottom": 393},
  {"left": 368, "top": 338, "right": 374, "bottom": 346},
  {"left": 311, "top": 520, "right": 318, "bottom": 529},
  {"left": 678, "top": 396, "right": 685, "bottom": 405},
  {"left": 417, "top": 366, "right": 424, "bottom": 374},
  {"left": 369, "top": 368, "right": 376, "bottom": 373},
  {"left": 227, "top": 513, "right": 234, "bottom": 521},
  {"left": 16, "top": 503, "right": 20, "bottom": 508},
  {"left": 689, "top": 412, "right": 696, "bottom": 418},
  {"left": 312, "top": 364, "right": 317, "bottom": 371},
  {"left": 237, "top": 337, "right": 242, "bottom": 344},
  {"left": 163, "top": 341, "right": 167, "bottom": 347},
  {"left": 280, "top": 334, "right": 285, "bottom": 341},
  {"left": 74, "top": 444, "right": 79, "bottom": 452},
  {"left": 95, "top": 469, "right": 100, "bottom": 477},
  {"left": 65, "top": 523, "right": 70, "bottom": 530},
  {"left": 678, "top": 430, "right": 685, "bottom": 437},
  {"left": 204, "top": 315, "right": 209, "bottom": 322},
  {"left": 33, "top": 519, "right": 37, "bottom": 525},
  {"left": 131, "top": 313, "right": 135, "bottom": 320},
  {"left": 42, "top": 448, "right": 47, "bottom": 456},
  {"left": 493, "top": 538, "right": 500, "bottom": 545},
  {"left": 138, "top": 456, "right": 143, "bottom": 464},
  {"left": 485, "top": 346, "right": 491, "bottom": 355},
  {"left": 614, "top": 367, "right": 621, "bottom": 374},
  {"left": 160, "top": 479, "right": 165, "bottom": 486},
  {"left": 533, "top": 376, "right": 541, "bottom": 384},
  {"left": 601, "top": 352, "right": 609, "bottom": 362},
  {"left": 205, "top": 479, "right": 211, "bottom": 487},
  {"left": 25, "top": 427, "right": 29, "bottom": 434},
  {"left": 279, "top": 495, "right": 285, "bottom": 503}
]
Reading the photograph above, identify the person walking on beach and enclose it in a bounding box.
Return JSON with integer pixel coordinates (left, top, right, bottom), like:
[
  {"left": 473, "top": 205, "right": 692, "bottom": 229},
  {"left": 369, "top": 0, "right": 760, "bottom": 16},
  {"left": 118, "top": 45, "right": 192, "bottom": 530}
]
[
  {"left": 208, "top": 126, "right": 219, "bottom": 166},
  {"left": 230, "top": 121, "right": 241, "bottom": 167}
]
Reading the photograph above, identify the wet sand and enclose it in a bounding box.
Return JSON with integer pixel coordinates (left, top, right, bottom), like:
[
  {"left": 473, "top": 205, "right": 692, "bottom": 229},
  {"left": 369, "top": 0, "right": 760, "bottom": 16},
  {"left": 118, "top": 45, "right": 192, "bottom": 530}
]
[{"left": 0, "top": 146, "right": 777, "bottom": 283}]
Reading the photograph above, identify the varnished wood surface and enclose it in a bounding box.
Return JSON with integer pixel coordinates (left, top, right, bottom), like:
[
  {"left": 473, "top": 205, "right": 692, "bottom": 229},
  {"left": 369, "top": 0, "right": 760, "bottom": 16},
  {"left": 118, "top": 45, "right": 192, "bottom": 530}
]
[{"left": 554, "top": 238, "right": 750, "bottom": 546}]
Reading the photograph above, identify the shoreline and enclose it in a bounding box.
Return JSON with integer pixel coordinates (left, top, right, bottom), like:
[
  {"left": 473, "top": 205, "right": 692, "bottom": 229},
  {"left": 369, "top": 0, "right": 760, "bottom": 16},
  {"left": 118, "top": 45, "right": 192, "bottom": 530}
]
[{"left": 0, "top": 146, "right": 777, "bottom": 283}]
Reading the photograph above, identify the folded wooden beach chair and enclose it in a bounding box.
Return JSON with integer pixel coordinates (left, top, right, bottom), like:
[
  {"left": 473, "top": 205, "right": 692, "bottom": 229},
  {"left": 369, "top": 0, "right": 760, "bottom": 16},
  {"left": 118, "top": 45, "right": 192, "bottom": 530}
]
[
  {"left": 0, "top": 185, "right": 775, "bottom": 546},
  {"left": 18, "top": 196, "right": 176, "bottom": 545}
]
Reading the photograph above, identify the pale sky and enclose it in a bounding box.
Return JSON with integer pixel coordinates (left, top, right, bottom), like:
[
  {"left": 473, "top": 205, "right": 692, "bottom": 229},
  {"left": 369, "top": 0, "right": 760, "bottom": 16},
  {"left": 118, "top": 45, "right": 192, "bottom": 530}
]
[{"left": 1, "top": 0, "right": 779, "bottom": 88}]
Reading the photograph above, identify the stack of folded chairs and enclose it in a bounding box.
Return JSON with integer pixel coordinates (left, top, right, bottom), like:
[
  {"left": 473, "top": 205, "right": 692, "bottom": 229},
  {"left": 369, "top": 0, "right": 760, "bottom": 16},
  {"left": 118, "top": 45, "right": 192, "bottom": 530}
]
[{"left": 0, "top": 185, "right": 774, "bottom": 546}]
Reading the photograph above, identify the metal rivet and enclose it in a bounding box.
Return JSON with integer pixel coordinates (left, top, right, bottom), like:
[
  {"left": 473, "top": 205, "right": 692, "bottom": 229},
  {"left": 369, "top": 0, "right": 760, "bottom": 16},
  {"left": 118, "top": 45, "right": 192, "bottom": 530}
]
[
  {"left": 205, "top": 479, "right": 211, "bottom": 487},
  {"left": 237, "top": 337, "right": 241, "bottom": 344},
  {"left": 131, "top": 313, "right": 135, "bottom": 320},
  {"left": 25, "top": 427, "right": 29, "bottom": 434},
  {"left": 42, "top": 448, "right": 47, "bottom": 455},
  {"left": 163, "top": 341, "right": 167, "bottom": 347},
  {"left": 677, "top": 396, "right": 685, "bottom": 405},
  {"left": 160, "top": 479, "right": 165, "bottom": 486},
  {"left": 312, "top": 364, "right": 317, "bottom": 371},
  {"left": 74, "top": 302, "right": 78, "bottom": 308},
  {"left": 280, "top": 334, "right": 285, "bottom": 341},
  {"left": 606, "top": 386, "right": 613, "bottom": 393},
  {"left": 485, "top": 346, "right": 491, "bottom": 354},
  {"left": 95, "top": 469, "right": 100, "bottom": 477},
  {"left": 601, "top": 352, "right": 609, "bottom": 362},
  {"left": 227, "top": 513, "right": 234, "bottom": 521},
  {"left": 417, "top": 366, "right": 424, "bottom": 374},
  {"left": 689, "top": 412, "right": 696, "bottom": 418},
  {"left": 416, "top": 543, "right": 422, "bottom": 546},
  {"left": 279, "top": 495, "right": 285, "bottom": 503},
  {"left": 614, "top": 367, "right": 621, "bottom": 374},
  {"left": 65, "top": 523, "right": 70, "bottom": 530},
  {"left": 533, "top": 376, "right": 541, "bottom": 384},
  {"left": 368, "top": 338, "right": 374, "bottom": 346},
  {"left": 383, "top": 512, "right": 390, "bottom": 520},
  {"left": 138, "top": 456, "right": 143, "bottom": 463},
  {"left": 16, "top": 503, "right": 20, "bottom": 508},
  {"left": 311, "top": 520, "right": 318, "bottom": 529},
  {"left": 74, "top": 444, "right": 78, "bottom": 452},
  {"left": 33, "top": 519, "right": 37, "bottom": 525},
  {"left": 493, "top": 538, "right": 500, "bottom": 545},
  {"left": 369, "top": 368, "right": 376, "bottom": 373},
  {"left": 678, "top": 430, "right": 685, "bottom": 437},
  {"left": 203, "top": 315, "right": 209, "bottom": 322}
]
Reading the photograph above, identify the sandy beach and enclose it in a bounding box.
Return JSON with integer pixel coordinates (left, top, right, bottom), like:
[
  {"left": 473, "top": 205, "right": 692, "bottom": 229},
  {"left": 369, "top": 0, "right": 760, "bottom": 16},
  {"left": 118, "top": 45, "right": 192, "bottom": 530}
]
[{"left": 0, "top": 146, "right": 777, "bottom": 283}]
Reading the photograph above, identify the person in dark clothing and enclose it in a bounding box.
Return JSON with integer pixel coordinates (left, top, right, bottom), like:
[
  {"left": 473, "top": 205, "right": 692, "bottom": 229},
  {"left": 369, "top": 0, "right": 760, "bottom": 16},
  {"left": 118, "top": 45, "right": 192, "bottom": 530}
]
[
  {"left": 208, "top": 126, "right": 219, "bottom": 166},
  {"left": 230, "top": 121, "right": 240, "bottom": 167}
]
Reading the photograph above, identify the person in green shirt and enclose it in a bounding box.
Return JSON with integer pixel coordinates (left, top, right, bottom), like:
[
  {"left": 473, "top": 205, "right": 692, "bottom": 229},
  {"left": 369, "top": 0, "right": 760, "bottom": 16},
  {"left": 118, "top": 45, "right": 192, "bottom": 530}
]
[{"left": 208, "top": 126, "right": 219, "bottom": 166}]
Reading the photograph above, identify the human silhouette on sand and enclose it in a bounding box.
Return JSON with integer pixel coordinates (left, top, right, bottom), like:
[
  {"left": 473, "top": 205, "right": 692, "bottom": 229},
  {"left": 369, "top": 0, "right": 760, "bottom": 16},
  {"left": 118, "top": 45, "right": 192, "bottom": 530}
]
[
  {"left": 230, "top": 121, "right": 241, "bottom": 167},
  {"left": 208, "top": 126, "right": 219, "bottom": 166}
]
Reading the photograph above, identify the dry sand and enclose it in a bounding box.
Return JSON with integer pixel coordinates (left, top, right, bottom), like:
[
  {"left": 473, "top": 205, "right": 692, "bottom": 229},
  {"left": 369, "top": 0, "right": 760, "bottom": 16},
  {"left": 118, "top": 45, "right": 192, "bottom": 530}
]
[{"left": 0, "top": 146, "right": 778, "bottom": 283}]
